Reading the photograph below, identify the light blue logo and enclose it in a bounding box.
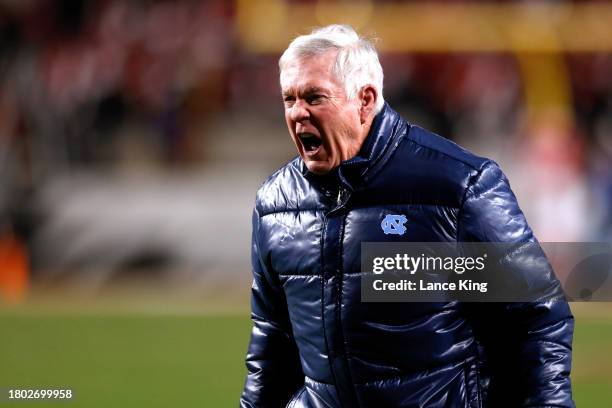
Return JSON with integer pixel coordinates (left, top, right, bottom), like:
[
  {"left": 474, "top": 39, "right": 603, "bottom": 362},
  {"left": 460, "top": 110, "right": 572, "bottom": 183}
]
[{"left": 381, "top": 215, "right": 407, "bottom": 235}]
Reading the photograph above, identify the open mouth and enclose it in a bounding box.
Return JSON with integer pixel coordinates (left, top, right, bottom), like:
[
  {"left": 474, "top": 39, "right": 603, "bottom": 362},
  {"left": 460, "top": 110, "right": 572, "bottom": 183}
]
[{"left": 298, "top": 132, "right": 322, "bottom": 153}]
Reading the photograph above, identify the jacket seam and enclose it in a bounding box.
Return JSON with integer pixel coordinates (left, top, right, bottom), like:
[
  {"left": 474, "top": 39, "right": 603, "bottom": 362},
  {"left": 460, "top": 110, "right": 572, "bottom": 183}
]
[
  {"left": 463, "top": 361, "right": 470, "bottom": 408},
  {"left": 287, "top": 385, "right": 307, "bottom": 407},
  {"left": 319, "top": 215, "right": 341, "bottom": 405},
  {"left": 355, "top": 356, "right": 478, "bottom": 386},
  {"left": 527, "top": 339, "right": 573, "bottom": 352},
  {"left": 337, "top": 211, "right": 360, "bottom": 404},
  {"left": 280, "top": 273, "right": 324, "bottom": 277},
  {"left": 405, "top": 131, "right": 487, "bottom": 171},
  {"left": 463, "top": 359, "right": 480, "bottom": 408},
  {"left": 475, "top": 359, "right": 482, "bottom": 408},
  {"left": 304, "top": 375, "right": 335, "bottom": 386},
  {"left": 455, "top": 161, "right": 492, "bottom": 242},
  {"left": 259, "top": 208, "right": 325, "bottom": 217}
]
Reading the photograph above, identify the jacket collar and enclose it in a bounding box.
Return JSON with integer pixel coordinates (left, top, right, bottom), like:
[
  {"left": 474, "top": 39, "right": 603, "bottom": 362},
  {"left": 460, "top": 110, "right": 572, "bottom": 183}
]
[{"left": 301, "top": 102, "right": 403, "bottom": 191}]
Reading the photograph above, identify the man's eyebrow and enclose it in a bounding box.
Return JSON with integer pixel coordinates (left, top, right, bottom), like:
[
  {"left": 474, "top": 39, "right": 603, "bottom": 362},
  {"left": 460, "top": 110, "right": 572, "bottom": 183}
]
[
  {"left": 303, "top": 87, "right": 326, "bottom": 94},
  {"left": 282, "top": 86, "right": 329, "bottom": 98}
]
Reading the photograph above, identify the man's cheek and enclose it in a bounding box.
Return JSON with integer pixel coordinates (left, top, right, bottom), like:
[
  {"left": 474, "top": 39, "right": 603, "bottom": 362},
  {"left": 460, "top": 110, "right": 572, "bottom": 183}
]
[{"left": 290, "top": 135, "right": 302, "bottom": 153}]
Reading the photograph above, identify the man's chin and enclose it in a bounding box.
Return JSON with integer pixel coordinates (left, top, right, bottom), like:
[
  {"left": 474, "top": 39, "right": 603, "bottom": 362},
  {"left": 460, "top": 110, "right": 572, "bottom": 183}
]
[{"left": 305, "top": 160, "right": 334, "bottom": 175}]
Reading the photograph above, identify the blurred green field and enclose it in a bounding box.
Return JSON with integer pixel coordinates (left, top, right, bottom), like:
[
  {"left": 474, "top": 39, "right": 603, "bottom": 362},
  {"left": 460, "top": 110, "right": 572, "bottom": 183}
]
[{"left": 0, "top": 304, "right": 611, "bottom": 407}]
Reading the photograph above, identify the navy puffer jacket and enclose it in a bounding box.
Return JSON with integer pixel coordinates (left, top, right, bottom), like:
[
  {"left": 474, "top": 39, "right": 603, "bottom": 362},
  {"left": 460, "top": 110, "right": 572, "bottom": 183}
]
[{"left": 240, "top": 104, "right": 574, "bottom": 408}]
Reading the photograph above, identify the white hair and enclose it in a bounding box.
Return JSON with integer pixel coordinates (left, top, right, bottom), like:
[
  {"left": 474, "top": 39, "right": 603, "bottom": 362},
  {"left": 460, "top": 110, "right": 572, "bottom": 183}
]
[{"left": 279, "top": 24, "right": 385, "bottom": 113}]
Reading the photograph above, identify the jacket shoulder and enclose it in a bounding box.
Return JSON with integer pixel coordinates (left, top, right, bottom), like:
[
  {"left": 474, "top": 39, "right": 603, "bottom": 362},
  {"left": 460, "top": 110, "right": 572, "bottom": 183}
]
[
  {"left": 255, "top": 157, "right": 320, "bottom": 216},
  {"left": 366, "top": 124, "right": 496, "bottom": 208},
  {"left": 406, "top": 125, "right": 490, "bottom": 171}
]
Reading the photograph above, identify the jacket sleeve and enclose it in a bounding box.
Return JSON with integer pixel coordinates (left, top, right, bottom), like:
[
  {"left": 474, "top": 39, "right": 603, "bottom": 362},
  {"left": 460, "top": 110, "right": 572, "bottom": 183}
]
[
  {"left": 240, "top": 208, "right": 304, "bottom": 408},
  {"left": 458, "top": 162, "right": 575, "bottom": 408}
]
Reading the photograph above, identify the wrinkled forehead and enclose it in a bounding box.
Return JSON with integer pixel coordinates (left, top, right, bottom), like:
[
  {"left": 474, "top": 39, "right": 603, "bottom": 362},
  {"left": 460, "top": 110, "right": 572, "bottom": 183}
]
[{"left": 280, "top": 50, "right": 341, "bottom": 93}]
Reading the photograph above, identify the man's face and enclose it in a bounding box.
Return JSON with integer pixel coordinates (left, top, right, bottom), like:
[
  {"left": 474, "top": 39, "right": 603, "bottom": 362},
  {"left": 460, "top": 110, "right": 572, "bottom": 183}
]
[{"left": 281, "top": 51, "right": 365, "bottom": 175}]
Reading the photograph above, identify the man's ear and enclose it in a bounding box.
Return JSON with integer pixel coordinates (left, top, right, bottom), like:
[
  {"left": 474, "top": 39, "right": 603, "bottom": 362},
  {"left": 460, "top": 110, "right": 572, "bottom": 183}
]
[{"left": 359, "top": 85, "right": 377, "bottom": 124}]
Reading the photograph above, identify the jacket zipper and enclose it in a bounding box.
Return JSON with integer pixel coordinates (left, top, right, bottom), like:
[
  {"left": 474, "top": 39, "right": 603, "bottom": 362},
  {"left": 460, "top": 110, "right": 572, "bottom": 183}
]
[{"left": 335, "top": 187, "right": 350, "bottom": 212}]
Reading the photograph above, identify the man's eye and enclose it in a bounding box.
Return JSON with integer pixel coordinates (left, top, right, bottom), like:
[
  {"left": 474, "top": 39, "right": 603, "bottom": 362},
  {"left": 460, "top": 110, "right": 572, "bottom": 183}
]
[
  {"left": 283, "top": 96, "right": 295, "bottom": 106},
  {"left": 307, "top": 95, "right": 323, "bottom": 104}
]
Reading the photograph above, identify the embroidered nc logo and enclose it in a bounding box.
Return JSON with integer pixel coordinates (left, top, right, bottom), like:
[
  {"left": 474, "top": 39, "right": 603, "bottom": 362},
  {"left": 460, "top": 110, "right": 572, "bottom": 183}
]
[{"left": 381, "top": 215, "right": 407, "bottom": 235}]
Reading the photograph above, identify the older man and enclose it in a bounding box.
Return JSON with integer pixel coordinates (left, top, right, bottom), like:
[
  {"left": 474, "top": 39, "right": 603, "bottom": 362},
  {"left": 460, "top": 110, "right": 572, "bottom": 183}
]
[{"left": 240, "top": 25, "right": 574, "bottom": 408}]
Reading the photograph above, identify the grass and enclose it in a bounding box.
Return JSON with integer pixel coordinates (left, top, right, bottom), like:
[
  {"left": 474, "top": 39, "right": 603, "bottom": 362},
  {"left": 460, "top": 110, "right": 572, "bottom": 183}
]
[
  {"left": 0, "top": 302, "right": 610, "bottom": 407},
  {"left": 572, "top": 309, "right": 612, "bottom": 407},
  {"left": 0, "top": 312, "right": 250, "bottom": 407}
]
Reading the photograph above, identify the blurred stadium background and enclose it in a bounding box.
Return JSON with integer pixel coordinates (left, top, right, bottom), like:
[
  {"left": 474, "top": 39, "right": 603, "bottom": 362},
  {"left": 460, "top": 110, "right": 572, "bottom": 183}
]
[{"left": 0, "top": 0, "right": 610, "bottom": 406}]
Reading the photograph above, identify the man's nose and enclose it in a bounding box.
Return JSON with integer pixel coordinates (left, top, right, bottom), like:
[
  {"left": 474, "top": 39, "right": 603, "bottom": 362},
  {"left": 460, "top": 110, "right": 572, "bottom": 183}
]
[{"left": 289, "top": 100, "right": 310, "bottom": 122}]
